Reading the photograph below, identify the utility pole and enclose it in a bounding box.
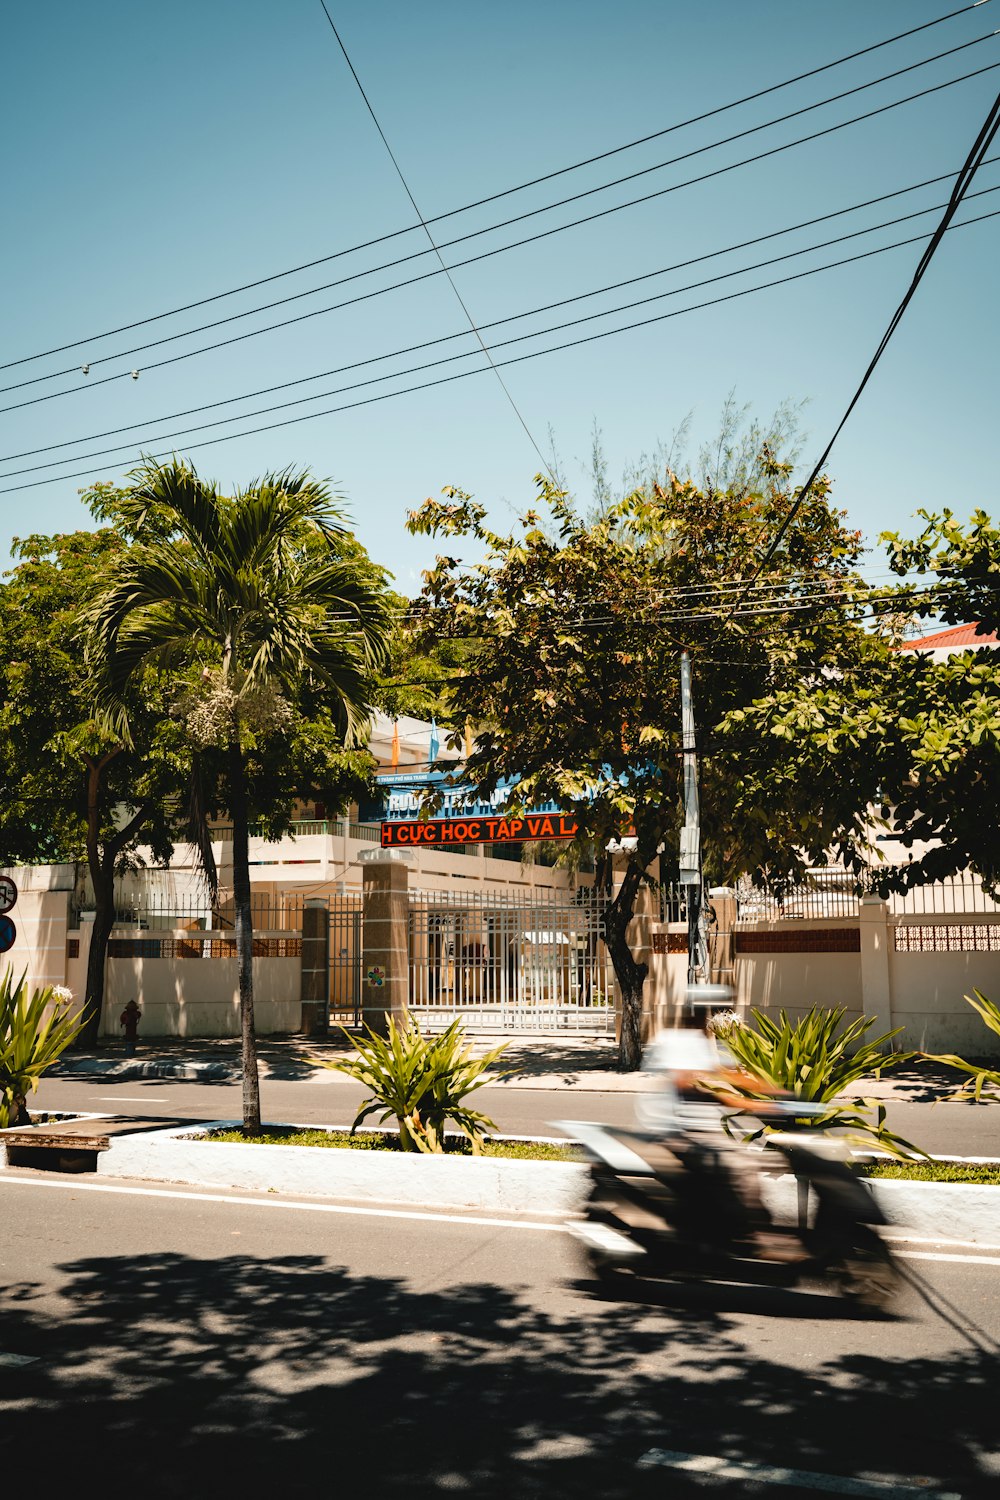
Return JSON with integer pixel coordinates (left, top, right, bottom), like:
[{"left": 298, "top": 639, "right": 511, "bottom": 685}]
[{"left": 679, "top": 651, "right": 708, "bottom": 996}]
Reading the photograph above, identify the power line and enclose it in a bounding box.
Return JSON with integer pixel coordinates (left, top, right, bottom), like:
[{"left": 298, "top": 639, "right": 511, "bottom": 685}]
[
  {"left": 2, "top": 0, "right": 989, "bottom": 376},
  {"left": 315, "top": 1, "right": 550, "bottom": 475},
  {"left": 5, "top": 158, "right": 997, "bottom": 468},
  {"left": 743, "top": 79, "right": 1000, "bottom": 594},
  {"left": 2, "top": 202, "right": 997, "bottom": 495},
  {"left": 2, "top": 40, "right": 997, "bottom": 411}
]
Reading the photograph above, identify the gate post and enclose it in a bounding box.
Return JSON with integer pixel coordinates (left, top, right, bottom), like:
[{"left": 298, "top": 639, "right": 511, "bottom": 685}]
[
  {"left": 859, "top": 895, "right": 894, "bottom": 1046},
  {"left": 300, "top": 898, "right": 329, "bottom": 1037},
  {"left": 359, "top": 849, "right": 413, "bottom": 1035}
]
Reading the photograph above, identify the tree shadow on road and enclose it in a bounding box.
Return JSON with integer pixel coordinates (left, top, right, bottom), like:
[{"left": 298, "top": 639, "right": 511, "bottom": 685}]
[{"left": 0, "top": 1249, "right": 996, "bottom": 1498}]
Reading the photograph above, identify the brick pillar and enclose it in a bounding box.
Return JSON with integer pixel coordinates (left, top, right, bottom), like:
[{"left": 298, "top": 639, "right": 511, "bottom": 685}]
[
  {"left": 360, "top": 849, "right": 413, "bottom": 1034},
  {"left": 300, "top": 898, "right": 329, "bottom": 1037},
  {"left": 859, "top": 896, "right": 894, "bottom": 1046}
]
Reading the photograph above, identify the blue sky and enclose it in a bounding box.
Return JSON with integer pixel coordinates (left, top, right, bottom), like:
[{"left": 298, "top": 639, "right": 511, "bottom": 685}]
[{"left": 2, "top": 0, "right": 998, "bottom": 591}]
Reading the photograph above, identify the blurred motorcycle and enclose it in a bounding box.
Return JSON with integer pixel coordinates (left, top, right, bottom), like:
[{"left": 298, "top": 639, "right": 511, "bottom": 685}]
[{"left": 564, "top": 1105, "right": 899, "bottom": 1310}]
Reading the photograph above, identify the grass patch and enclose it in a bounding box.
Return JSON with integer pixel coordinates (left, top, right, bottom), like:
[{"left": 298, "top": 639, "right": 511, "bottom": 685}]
[
  {"left": 202, "top": 1127, "right": 580, "bottom": 1161},
  {"left": 862, "top": 1160, "right": 1000, "bottom": 1185}
]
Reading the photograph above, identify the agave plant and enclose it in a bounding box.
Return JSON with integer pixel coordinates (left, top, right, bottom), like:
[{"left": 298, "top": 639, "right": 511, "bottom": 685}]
[
  {"left": 923, "top": 990, "right": 1000, "bottom": 1103},
  {"left": 0, "top": 970, "right": 86, "bottom": 1128},
  {"left": 710, "top": 1005, "right": 922, "bottom": 1157},
  {"left": 316, "top": 1016, "right": 509, "bottom": 1153}
]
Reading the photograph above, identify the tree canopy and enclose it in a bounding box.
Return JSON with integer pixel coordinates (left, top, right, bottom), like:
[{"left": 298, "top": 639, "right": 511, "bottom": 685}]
[
  {"left": 86, "top": 459, "right": 394, "bottom": 1128},
  {"left": 407, "top": 459, "right": 878, "bottom": 1065}
]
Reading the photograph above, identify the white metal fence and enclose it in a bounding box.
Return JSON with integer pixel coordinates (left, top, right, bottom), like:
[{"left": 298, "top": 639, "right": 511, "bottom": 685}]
[{"left": 407, "top": 887, "right": 616, "bottom": 1033}]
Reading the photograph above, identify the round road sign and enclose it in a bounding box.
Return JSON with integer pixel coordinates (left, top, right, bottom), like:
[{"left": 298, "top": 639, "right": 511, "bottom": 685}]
[
  {"left": 0, "top": 915, "right": 16, "bottom": 954},
  {"left": 0, "top": 876, "right": 16, "bottom": 917}
]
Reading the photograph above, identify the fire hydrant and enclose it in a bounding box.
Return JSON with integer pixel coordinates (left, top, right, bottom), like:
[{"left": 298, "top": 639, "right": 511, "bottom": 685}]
[{"left": 120, "top": 998, "right": 142, "bottom": 1056}]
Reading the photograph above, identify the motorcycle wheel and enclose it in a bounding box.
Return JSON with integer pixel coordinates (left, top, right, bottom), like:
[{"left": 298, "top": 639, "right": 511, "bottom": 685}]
[{"left": 831, "top": 1228, "right": 900, "bottom": 1311}]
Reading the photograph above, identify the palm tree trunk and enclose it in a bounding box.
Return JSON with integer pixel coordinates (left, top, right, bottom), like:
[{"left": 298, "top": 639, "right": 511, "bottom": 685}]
[
  {"left": 77, "top": 755, "right": 119, "bottom": 1050},
  {"left": 229, "top": 740, "right": 262, "bottom": 1134},
  {"left": 79, "top": 869, "right": 116, "bottom": 1050}
]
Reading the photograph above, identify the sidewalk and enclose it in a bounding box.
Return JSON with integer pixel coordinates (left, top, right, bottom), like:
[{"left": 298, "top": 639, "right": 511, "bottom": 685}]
[
  {"left": 54, "top": 1033, "right": 658, "bottom": 1090},
  {"left": 52, "top": 1033, "right": 968, "bottom": 1099}
]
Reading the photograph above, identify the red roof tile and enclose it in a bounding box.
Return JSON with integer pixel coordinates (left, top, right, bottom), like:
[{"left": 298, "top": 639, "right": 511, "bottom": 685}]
[{"left": 902, "top": 622, "right": 998, "bottom": 650}]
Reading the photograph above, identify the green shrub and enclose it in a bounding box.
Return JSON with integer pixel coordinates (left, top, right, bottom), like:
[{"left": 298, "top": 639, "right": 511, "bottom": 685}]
[
  {"left": 923, "top": 989, "right": 1000, "bottom": 1103},
  {"left": 0, "top": 970, "right": 85, "bottom": 1128},
  {"left": 711, "top": 1006, "right": 921, "bottom": 1157},
  {"left": 313, "top": 1016, "right": 509, "bottom": 1153}
]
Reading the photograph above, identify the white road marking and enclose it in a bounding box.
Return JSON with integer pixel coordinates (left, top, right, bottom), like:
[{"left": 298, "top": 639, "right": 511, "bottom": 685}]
[
  {"left": 637, "top": 1449, "right": 960, "bottom": 1497},
  {"left": 0, "top": 1175, "right": 997, "bottom": 1262},
  {"left": 884, "top": 1230, "right": 1000, "bottom": 1251},
  {"left": 0, "top": 1353, "right": 39, "bottom": 1368},
  {"left": 96, "top": 1097, "right": 166, "bottom": 1103},
  {"left": 896, "top": 1249, "right": 1000, "bottom": 1267},
  {"left": 0, "top": 1174, "right": 569, "bottom": 1232}
]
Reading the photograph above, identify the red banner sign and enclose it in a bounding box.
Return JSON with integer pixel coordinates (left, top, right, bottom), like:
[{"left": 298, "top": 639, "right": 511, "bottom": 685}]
[{"left": 381, "top": 812, "right": 579, "bottom": 848}]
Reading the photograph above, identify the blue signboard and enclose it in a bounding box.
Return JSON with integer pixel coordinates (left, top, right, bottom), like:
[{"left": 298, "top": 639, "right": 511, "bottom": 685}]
[{"left": 0, "top": 916, "right": 16, "bottom": 955}]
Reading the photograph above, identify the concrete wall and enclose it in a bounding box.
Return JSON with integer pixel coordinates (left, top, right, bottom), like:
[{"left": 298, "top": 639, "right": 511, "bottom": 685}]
[
  {"left": 643, "top": 903, "right": 1000, "bottom": 1057},
  {"left": 732, "top": 920, "right": 864, "bottom": 1024},
  {"left": 0, "top": 868, "right": 72, "bottom": 996},
  {"left": 100, "top": 950, "right": 301, "bottom": 1038},
  {"left": 889, "top": 917, "right": 1000, "bottom": 1054}
]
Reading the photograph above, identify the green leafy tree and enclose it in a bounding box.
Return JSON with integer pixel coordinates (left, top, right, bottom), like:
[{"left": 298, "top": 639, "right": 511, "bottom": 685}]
[
  {"left": 0, "top": 528, "right": 183, "bottom": 1046},
  {"left": 87, "top": 459, "right": 393, "bottom": 1133},
  {"left": 727, "top": 509, "right": 1000, "bottom": 893},
  {"left": 407, "top": 460, "right": 876, "bottom": 1068}
]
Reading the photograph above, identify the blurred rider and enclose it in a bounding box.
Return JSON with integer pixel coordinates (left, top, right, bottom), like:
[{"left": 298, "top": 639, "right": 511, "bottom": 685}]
[{"left": 639, "top": 1011, "right": 804, "bottom": 1263}]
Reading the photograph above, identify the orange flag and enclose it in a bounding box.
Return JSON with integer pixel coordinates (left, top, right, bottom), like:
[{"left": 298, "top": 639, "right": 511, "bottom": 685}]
[
  {"left": 390, "top": 719, "right": 400, "bottom": 769},
  {"left": 464, "top": 720, "right": 474, "bottom": 759}
]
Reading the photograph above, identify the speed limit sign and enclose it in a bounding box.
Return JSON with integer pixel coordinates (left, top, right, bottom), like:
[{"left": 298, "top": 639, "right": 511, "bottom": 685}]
[{"left": 0, "top": 876, "right": 16, "bottom": 917}]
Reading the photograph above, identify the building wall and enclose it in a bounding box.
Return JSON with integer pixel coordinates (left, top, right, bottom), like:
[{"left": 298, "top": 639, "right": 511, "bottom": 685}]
[
  {"left": 100, "top": 951, "right": 301, "bottom": 1038},
  {"left": 644, "top": 906, "right": 1000, "bottom": 1057},
  {"left": 0, "top": 866, "right": 72, "bottom": 996},
  {"left": 732, "top": 919, "right": 864, "bottom": 1023}
]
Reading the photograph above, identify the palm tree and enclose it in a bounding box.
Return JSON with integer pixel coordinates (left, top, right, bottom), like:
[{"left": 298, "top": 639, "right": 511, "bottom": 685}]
[{"left": 88, "top": 459, "right": 391, "bottom": 1133}]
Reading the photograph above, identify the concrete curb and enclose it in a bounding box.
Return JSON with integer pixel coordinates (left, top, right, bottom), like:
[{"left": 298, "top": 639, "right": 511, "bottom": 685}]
[
  {"left": 97, "top": 1121, "right": 585, "bottom": 1214},
  {"left": 92, "top": 1121, "right": 1000, "bottom": 1239},
  {"left": 761, "top": 1174, "right": 1000, "bottom": 1247}
]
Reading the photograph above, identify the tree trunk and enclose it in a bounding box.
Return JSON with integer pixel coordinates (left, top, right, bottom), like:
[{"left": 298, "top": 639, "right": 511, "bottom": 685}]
[
  {"left": 78, "top": 866, "right": 116, "bottom": 1049},
  {"left": 76, "top": 753, "right": 122, "bottom": 1050},
  {"left": 604, "top": 862, "right": 648, "bottom": 1071},
  {"left": 229, "top": 740, "right": 262, "bottom": 1135}
]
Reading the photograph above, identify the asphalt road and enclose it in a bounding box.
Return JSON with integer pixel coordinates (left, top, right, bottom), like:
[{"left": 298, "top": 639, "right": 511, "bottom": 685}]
[
  {"left": 0, "top": 1170, "right": 998, "bottom": 1497},
  {"left": 35, "top": 1071, "right": 1000, "bottom": 1158}
]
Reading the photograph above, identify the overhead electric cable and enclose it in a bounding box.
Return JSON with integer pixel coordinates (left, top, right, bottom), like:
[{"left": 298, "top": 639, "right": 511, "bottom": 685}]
[
  {"left": 2, "top": 202, "right": 997, "bottom": 492},
  {"left": 6, "top": 157, "right": 997, "bottom": 467},
  {"left": 2, "top": 0, "right": 989, "bottom": 374},
  {"left": 742, "top": 78, "right": 1000, "bottom": 593},
  {"left": 2, "top": 39, "right": 997, "bottom": 409},
  {"left": 316, "top": 1, "right": 551, "bottom": 474}
]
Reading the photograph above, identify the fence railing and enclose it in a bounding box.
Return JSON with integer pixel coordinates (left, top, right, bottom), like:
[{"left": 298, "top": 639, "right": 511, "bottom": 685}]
[
  {"left": 735, "top": 882, "right": 862, "bottom": 923},
  {"left": 882, "top": 875, "right": 1000, "bottom": 916},
  {"left": 211, "top": 818, "right": 348, "bottom": 841},
  {"left": 71, "top": 893, "right": 310, "bottom": 932}
]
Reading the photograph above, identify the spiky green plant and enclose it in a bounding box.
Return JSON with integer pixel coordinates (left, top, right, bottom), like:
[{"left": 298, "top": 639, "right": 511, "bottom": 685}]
[
  {"left": 0, "top": 970, "right": 86, "bottom": 1127},
  {"left": 314, "top": 1016, "right": 509, "bottom": 1153},
  {"left": 710, "top": 1006, "right": 922, "bottom": 1157},
  {"left": 923, "top": 989, "right": 1000, "bottom": 1103}
]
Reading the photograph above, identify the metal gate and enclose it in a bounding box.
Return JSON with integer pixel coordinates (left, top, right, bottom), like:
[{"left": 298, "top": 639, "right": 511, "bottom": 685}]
[
  {"left": 329, "top": 893, "right": 363, "bottom": 1027},
  {"left": 408, "top": 887, "right": 615, "bottom": 1033}
]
